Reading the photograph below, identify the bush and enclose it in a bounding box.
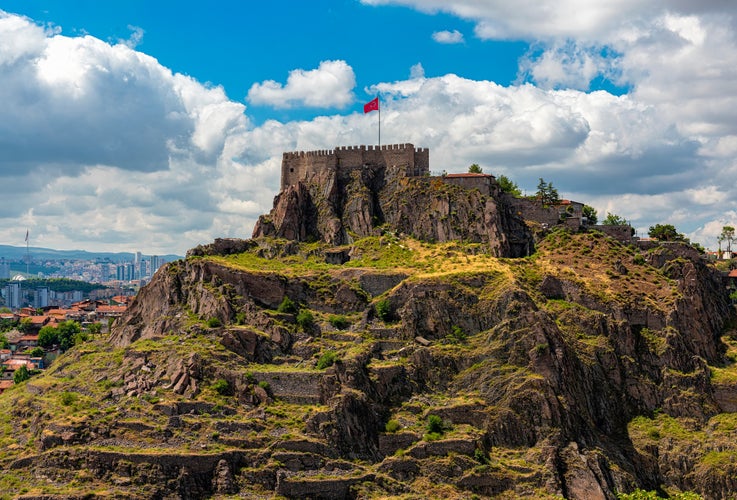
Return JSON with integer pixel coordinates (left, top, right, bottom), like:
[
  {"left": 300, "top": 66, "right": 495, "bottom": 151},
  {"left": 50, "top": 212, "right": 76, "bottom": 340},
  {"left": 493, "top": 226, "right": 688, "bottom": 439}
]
[
  {"left": 426, "top": 414, "right": 444, "bottom": 434},
  {"left": 328, "top": 314, "right": 350, "bottom": 330},
  {"left": 385, "top": 419, "right": 401, "bottom": 433},
  {"left": 296, "top": 310, "right": 314, "bottom": 330},
  {"left": 316, "top": 350, "right": 338, "bottom": 370},
  {"left": 60, "top": 391, "right": 77, "bottom": 406},
  {"left": 212, "top": 378, "right": 231, "bottom": 396},
  {"left": 277, "top": 296, "right": 297, "bottom": 314},
  {"left": 257, "top": 380, "right": 270, "bottom": 391},
  {"left": 375, "top": 299, "right": 391, "bottom": 322},
  {"left": 448, "top": 325, "right": 467, "bottom": 343},
  {"left": 633, "top": 254, "right": 646, "bottom": 265},
  {"left": 206, "top": 317, "right": 222, "bottom": 328}
]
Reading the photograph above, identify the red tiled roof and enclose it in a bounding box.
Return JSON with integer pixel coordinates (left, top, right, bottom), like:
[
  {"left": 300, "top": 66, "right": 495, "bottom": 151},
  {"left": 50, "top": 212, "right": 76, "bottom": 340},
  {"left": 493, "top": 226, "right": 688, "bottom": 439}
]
[
  {"left": 97, "top": 305, "right": 127, "bottom": 313},
  {"left": 728, "top": 269, "right": 737, "bottom": 278}
]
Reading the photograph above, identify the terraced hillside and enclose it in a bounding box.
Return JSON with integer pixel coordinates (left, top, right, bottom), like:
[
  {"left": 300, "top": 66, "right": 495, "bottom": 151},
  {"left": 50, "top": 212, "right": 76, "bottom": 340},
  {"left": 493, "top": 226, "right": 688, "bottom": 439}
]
[{"left": 1, "top": 231, "right": 736, "bottom": 499}]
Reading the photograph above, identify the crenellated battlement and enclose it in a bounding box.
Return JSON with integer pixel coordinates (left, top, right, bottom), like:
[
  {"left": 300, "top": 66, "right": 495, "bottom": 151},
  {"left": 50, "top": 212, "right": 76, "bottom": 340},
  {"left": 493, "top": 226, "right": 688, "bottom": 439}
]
[{"left": 280, "top": 143, "right": 429, "bottom": 190}]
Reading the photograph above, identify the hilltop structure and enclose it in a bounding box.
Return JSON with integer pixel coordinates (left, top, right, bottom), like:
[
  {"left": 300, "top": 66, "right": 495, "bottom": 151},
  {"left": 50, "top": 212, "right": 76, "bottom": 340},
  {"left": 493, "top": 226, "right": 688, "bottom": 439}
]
[
  {"left": 255, "top": 143, "right": 534, "bottom": 256},
  {"left": 280, "top": 143, "right": 429, "bottom": 191}
]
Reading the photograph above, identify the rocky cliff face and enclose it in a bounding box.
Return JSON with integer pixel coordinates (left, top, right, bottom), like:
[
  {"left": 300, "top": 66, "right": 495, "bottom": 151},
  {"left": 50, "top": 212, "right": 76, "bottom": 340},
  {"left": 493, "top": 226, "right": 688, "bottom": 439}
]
[
  {"left": 253, "top": 164, "right": 534, "bottom": 257},
  {"left": 2, "top": 231, "right": 736, "bottom": 499}
]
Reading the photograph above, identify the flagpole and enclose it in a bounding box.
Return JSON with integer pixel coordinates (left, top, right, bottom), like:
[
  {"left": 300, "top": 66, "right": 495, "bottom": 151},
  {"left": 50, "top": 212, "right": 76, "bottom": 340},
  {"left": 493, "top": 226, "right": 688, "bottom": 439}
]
[
  {"left": 25, "top": 229, "right": 29, "bottom": 276},
  {"left": 378, "top": 98, "right": 381, "bottom": 149}
]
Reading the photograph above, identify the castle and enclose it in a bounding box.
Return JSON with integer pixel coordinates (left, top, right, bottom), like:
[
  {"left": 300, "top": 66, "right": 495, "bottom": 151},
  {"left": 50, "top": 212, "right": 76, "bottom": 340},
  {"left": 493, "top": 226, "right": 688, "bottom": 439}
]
[
  {"left": 276, "top": 143, "right": 634, "bottom": 245},
  {"left": 280, "top": 143, "right": 429, "bottom": 191}
]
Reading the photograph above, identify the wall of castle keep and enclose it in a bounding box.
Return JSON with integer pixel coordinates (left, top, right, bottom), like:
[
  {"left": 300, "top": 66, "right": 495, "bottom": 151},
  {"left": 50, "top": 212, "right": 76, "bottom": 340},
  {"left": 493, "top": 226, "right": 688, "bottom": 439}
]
[{"left": 280, "top": 144, "right": 429, "bottom": 190}]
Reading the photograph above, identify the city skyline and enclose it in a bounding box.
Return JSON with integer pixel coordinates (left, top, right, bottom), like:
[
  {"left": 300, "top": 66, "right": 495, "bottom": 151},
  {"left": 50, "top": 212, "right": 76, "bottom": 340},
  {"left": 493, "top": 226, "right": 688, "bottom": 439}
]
[{"left": 1, "top": 2, "right": 737, "bottom": 254}]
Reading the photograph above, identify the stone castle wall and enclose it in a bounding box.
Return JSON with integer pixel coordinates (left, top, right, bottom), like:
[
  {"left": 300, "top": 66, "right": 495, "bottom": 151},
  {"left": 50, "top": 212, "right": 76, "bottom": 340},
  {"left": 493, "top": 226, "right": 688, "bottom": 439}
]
[{"left": 281, "top": 144, "right": 429, "bottom": 190}]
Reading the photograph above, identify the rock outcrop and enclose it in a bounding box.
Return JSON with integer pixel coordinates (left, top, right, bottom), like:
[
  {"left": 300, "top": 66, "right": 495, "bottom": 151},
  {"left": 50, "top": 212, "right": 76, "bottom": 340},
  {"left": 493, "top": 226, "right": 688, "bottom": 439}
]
[{"left": 253, "top": 162, "right": 534, "bottom": 257}]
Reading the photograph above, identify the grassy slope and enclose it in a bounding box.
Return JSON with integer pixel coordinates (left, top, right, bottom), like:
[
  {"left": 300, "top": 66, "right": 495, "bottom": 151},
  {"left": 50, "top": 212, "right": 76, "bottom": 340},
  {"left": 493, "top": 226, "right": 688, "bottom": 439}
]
[{"left": 0, "top": 231, "right": 734, "bottom": 498}]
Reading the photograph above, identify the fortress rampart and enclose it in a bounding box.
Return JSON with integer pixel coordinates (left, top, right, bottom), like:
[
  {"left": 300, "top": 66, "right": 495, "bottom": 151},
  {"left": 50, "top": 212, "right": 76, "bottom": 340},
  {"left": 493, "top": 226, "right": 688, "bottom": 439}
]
[{"left": 281, "top": 143, "right": 429, "bottom": 190}]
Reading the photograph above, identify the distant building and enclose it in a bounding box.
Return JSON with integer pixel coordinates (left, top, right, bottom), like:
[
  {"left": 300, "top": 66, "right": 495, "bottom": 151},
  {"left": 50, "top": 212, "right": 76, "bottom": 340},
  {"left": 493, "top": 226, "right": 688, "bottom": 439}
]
[
  {"left": 0, "top": 259, "right": 9, "bottom": 279},
  {"left": 4, "top": 282, "right": 21, "bottom": 309},
  {"left": 33, "top": 287, "right": 49, "bottom": 309}
]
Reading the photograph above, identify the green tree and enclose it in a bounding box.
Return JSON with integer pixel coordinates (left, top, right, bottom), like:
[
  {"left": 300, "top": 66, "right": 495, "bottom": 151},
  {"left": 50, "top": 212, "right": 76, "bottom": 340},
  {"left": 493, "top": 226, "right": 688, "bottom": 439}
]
[
  {"left": 13, "top": 365, "right": 30, "bottom": 384},
  {"left": 648, "top": 223, "right": 685, "bottom": 242},
  {"left": 536, "top": 178, "right": 559, "bottom": 206},
  {"left": 468, "top": 163, "right": 483, "bottom": 173},
  {"left": 57, "top": 320, "right": 81, "bottom": 351},
  {"left": 720, "top": 225, "right": 735, "bottom": 254},
  {"left": 603, "top": 212, "right": 628, "bottom": 225},
  {"left": 37, "top": 325, "right": 58, "bottom": 347},
  {"left": 582, "top": 205, "right": 598, "bottom": 225},
  {"left": 88, "top": 322, "right": 103, "bottom": 335},
  {"left": 29, "top": 347, "right": 44, "bottom": 358},
  {"left": 497, "top": 175, "right": 521, "bottom": 197},
  {"left": 0, "top": 332, "right": 8, "bottom": 349}
]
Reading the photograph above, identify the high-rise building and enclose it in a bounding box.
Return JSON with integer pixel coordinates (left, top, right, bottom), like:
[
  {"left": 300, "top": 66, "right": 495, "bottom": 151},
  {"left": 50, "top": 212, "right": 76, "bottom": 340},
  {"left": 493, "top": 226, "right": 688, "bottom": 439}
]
[
  {"left": 0, "top": 258, "right": 9, "bottom": 279},
  {"left": 4, "top": 282, "right": 21, "bottom": 309},
  {"left": 33, "top": 287, "right": 49, "bottom": 309},
  {"left": 134, "top": 251, "right": 143, "bottom": 280}
]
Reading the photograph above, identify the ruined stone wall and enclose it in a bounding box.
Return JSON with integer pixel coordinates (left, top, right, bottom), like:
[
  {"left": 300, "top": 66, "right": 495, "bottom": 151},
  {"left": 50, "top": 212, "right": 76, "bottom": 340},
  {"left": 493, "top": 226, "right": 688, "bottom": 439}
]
[
  {"left": 592, "top": 225, "right": 635, "bottom": 244},
  {"left": 507, "top": 197, "right": 564, "bottom": 227},
  {"left": 280, "top": 144, "right": 429, "bottom": 190},
  {"left": 441, "top": 175, "right": 498, "bottom": 196}
]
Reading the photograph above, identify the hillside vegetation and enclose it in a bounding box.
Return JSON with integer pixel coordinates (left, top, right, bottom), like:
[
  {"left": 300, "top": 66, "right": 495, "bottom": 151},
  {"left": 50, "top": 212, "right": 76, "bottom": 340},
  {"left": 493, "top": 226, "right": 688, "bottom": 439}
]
[{"left": 0, "top": 230, "right": 735, "bottom": 499}]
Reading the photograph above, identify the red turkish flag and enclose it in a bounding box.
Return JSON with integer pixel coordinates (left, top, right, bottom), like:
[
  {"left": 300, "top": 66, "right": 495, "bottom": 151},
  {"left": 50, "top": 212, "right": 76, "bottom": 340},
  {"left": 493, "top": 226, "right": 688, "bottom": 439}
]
[{"left": 363, "top": 97, "right": 379, "bottom": 113}]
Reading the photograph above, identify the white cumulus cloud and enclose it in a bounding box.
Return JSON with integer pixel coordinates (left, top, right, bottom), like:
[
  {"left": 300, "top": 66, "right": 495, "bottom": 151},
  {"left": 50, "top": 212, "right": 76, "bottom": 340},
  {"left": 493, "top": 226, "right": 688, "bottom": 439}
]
[
  {"left": 432, "top": 29, "right": 464, "bottom": 44},
  {"left": 247, "top": 60, "right": 356, "bottom": 109}
]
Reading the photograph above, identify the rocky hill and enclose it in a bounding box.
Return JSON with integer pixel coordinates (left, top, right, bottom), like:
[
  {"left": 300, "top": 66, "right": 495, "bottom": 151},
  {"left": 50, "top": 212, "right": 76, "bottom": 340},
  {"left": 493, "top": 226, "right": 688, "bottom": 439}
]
[
  {"left": 1, "top": 226, "right": 736, "bottom": 498},
  {"left": 252, "top": 161, "right": 534, "bottom": 258}
]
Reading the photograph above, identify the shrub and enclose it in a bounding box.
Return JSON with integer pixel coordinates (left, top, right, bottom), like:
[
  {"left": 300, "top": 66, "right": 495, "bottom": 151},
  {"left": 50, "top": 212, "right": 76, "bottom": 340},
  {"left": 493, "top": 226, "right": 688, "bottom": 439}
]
[
  {"left": 474, "top": 448, "right": 489, "bottom": 464},
  {"left": 448, "top": 325, "right": 467, "bottom": 343},
  {"left": 328, "top": 314, "right": 350, "bottom": 330},
  {"left": 277, "top": 296, "right": 297, "bottom": 314},
  {"left": 375, "top": 299, "right": 391, "bottom": 322},
  {"left": 60, "top": 391, "right": 77, "bottom": 406},
  {"left": 633, "top": 254, "right": 646, "bottom": 265},
  {"left": 385, "top": 419, "right": 401, "bottom": 433},
  {"left": 257, "top": 380, "right": 270, "bottom": 391},
  {"left": 317, "top": 350, "right": 338, "bottom": 370},
  {"left": 296, "top": 310, "right": 314, "bottom": 330},
  {"left": 206, "top": 317, "right": 222, "bottom": 328},
  {"left": 212, "top": 378, "right": 231, "bottom": 396},
  {"left": 423, "top": 431, "right": 443, "bottom": 441},
  {"left": 426, "top": 414, "right": 444, "bottom": 434}
]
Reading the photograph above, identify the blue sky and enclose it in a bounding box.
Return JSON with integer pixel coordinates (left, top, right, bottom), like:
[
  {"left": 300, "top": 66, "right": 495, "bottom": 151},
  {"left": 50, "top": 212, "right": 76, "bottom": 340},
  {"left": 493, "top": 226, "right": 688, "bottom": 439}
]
[
  {"left": 1, "top": 1, "right": 736, "bottom": 254},
  {"left": 3, "top": 0, "right": 538, "bottom": 123}
]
